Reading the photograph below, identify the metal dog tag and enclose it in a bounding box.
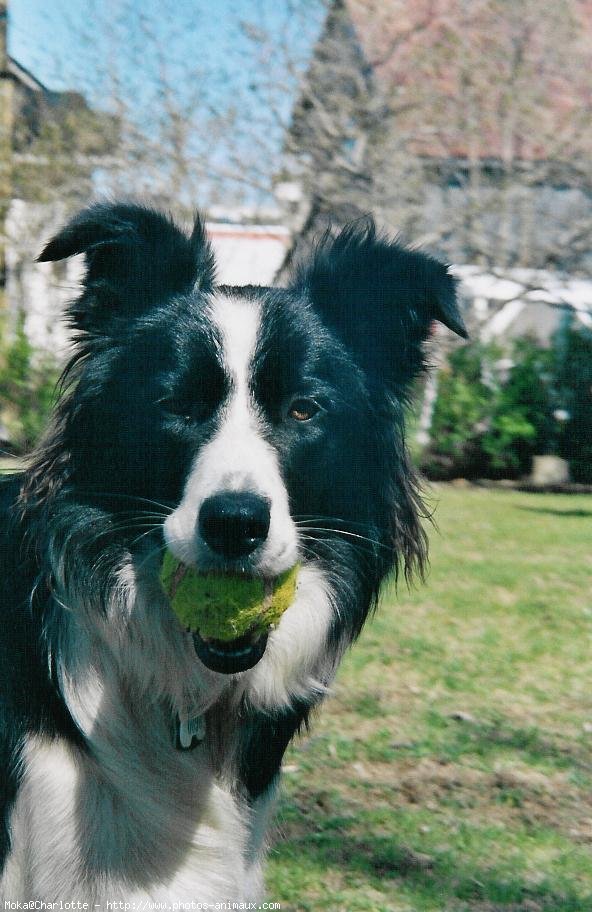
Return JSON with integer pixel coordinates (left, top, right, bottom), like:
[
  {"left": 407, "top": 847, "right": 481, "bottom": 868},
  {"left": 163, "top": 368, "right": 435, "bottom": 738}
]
[{"left": 175, "top": 713, "right": 206, "bottom": 750}]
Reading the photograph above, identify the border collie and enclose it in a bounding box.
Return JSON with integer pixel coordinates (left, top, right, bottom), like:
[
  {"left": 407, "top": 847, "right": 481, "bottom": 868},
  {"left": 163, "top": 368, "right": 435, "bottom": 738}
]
[{"left": 0, "top": 203, "right": 466, "bottom": 902}]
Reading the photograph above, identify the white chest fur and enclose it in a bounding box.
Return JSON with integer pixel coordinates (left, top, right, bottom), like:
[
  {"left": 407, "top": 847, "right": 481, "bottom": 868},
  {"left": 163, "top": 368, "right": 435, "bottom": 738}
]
[{"left": 1, "top": 730, "right": 263, "bottom": 903}]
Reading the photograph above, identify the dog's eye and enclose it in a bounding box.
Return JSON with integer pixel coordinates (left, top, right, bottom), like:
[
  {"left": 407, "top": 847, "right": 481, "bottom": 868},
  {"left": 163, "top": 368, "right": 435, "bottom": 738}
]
[{"left": 288, "top": 398, "right": 320, "bottom": 422}]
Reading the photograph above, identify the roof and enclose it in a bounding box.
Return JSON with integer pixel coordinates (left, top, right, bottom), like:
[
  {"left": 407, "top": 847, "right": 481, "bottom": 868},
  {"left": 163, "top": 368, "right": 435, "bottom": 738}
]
[
  {"left": 453, "top": 265, "right": 592, "bottom": 343},
  {"left": 5, "top": 55, "right": 47, "bottom": 92},
  {"left": 207, "top": 223, "right": 290, "bottom": 286}
]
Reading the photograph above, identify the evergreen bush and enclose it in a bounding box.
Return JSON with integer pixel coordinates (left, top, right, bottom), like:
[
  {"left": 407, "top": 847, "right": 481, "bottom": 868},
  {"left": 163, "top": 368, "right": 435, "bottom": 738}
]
[
  {"left": 0, "top": 314, "right": 60, "bottom": 455},
  {"left": 420, "top": 326, "right": 591, "bottom": 481}
]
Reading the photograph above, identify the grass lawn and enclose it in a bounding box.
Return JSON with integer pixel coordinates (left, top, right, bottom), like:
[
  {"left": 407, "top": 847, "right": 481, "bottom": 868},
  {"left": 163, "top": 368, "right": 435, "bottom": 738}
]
[{"left": 266, "top": 484, "right": 592, "bottom": 912}]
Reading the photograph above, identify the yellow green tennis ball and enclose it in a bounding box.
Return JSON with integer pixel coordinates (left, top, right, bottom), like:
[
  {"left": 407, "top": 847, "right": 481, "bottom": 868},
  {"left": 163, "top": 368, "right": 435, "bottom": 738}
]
[{"left": 160, "top": 551, "right": 299, "bottom": 641}]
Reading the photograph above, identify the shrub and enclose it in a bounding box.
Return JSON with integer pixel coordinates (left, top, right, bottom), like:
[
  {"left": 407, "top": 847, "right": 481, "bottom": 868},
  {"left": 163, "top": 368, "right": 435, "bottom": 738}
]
[
  {"left": 480, "top": 339, "right": 556, "bottom": 476},
  {"left": 421, "top": 338, "right": 555, "bottom": 480},
  {"left": 422, "top": 323, "right": 592, "bottom": 481},
  {"left": 423, "top": 341, "right": 547, "bottom": 479},
  {"left": 422, "top": 343, "right": 497, "bottom": 479},
  {"left": 553, "top": 317, "right": 592, "bottom": 483},
  {"left": 0, "top": 314, "right": 60, "bottom": 455}
]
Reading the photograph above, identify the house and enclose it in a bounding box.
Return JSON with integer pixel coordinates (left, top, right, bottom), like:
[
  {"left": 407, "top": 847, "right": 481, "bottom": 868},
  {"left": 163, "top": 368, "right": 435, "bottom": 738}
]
[
  {"left": 454, "top": 266, "right": 592, "bottom": 345},
  {"left": 0, "top": 0, "right": 116, "bottom": 315},
  {"left": 207, "top": 222, "right": 290, "bottom": 288},
  {"left": 276, "top": 0, "right": 592, "bottom": 280}
]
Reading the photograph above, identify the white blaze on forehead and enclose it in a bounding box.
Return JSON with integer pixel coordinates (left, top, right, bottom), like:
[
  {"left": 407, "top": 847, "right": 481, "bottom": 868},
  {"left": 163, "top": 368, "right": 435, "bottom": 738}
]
[
  {"left": 164, "top": 293, "right": 298, "bottom": 576},
  {"left": 214, "top": 295, "right": 260, "bottom": 399},
  {"left": 203, "top": 294, "right": 264, "bottom": 493}
]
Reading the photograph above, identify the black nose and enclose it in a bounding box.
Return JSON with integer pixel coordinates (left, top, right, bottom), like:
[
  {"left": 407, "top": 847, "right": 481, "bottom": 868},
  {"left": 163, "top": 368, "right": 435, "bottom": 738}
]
[{"left": 198, "top": 492, "right": 271, "bottom": 559}]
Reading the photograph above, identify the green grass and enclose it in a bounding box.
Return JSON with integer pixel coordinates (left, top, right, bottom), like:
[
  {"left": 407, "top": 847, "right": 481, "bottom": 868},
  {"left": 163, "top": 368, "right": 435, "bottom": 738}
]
[{"left": 266, "top": 485, "right": 592, "bottom": 911}]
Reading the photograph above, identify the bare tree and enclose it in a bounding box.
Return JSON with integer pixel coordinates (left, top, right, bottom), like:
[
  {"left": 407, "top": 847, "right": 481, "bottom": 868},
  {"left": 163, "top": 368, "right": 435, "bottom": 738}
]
[
  {"left": 5, "top": 0, "right": 592, "bottom": 270},
  {"left": 275, "top": 0, "right": 592, "bottom": 276},
  {"left": 12, "top": 0, "right": 324, "bottom": 220}
]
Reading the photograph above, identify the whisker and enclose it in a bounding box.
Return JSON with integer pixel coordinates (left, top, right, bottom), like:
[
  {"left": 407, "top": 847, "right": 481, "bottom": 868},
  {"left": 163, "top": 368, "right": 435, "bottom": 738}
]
[
  {"left": 298, "top": 526, "right": 390, "bottom": 551},
  {"left": 77, "top": 491, "right": 174, "bottom": 514},
  {"left": 89, "top": 513, "right": 169, "bottom": 526},
  {"left": 74, "top": 521, "right": 164, "bottom": 551},
  {"left": 129, "top": 527, "right": 163, "bottom": 548},
  {"left": 293, "top": 515, "right": 384, "bottom": 530},
  {"left": 134, "top": 541, "right": 170, "bottom": 575},
  {"left": 94, "top": 508, "right": 169, "bottom": 518},
  {"left": 298, "top": 533, "right": 375, "bottom": 562}
]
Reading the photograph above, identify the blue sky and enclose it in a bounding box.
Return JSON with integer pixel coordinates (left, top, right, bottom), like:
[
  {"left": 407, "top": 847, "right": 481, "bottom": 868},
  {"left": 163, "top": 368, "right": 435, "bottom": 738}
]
[
  {"left": 10, "top": 0, "right": 81, "bottom": 89},
  {"left": 10, "top": 1, "right": 323, "bottom": 106},
  {"left": 9, "top": 1, "right": 325, "bottom": 206}
]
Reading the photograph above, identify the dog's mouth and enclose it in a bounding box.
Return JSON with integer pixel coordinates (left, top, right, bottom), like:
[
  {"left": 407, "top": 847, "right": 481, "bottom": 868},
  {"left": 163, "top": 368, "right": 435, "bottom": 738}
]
[
  {"left": 160, "top": 553, "right": 298, "bottom": 674},
  {"left": 193, "top": 628, "right": 268, "bottom": 674}
]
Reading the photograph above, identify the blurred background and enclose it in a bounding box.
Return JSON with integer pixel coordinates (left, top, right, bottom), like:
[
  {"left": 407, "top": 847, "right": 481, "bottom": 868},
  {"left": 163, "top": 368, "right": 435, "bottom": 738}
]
[
  {"left": 1, "top": 2, "right": 591, "bottom": 909},
  {"left": 1, "top": 0, "right": 591, "bottom": 479}
]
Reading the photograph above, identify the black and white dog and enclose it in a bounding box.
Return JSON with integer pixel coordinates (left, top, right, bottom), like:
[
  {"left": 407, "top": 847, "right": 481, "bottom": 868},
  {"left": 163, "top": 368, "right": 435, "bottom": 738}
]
[{"left": 0, "top": 203, "right": 466, "bottom": 901}]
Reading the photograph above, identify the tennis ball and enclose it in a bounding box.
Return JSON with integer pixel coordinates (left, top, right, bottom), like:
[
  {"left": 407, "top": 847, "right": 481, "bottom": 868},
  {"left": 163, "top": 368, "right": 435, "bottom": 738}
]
[{"left": 160, "top": 551, "right": 299, "bottom": 641}]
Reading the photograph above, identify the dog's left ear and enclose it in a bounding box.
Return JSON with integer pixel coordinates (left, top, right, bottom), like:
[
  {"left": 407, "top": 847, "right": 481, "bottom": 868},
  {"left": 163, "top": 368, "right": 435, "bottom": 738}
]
[
  {"left": 38, "top": 202, "right": 215, "bottom": 332},
  {"left": 292, "top": 221, "right": 467, "bottom": 387}
]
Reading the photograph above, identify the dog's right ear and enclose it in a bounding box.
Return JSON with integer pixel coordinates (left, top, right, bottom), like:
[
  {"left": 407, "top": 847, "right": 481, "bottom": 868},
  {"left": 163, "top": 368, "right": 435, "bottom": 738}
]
[
  {"left": 292, "top": 220, "right": 467, "bottom": 389},
  {"left": 38, "top": 203, "right": 216, "bottom": 332}
]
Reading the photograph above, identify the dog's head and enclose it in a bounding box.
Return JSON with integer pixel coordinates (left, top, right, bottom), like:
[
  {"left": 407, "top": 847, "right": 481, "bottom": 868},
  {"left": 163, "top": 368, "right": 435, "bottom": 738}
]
[{"left": 35, "top": 203, "right": 466, "bottom": 686}]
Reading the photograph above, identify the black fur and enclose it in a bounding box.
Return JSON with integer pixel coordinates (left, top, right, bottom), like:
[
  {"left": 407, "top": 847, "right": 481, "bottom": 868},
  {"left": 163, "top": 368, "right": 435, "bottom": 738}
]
[
  {"left": 38, "top": 202, "right": 216, "bottom": 334},
  {"left": 294, "top": 221, "right": 467, "bottom": 387},
  {"left": 237, "top": 699, "right": 312, "bottom": 801},
  {"left": 1, "top": 203, "right": 466, "bottom": 884}
]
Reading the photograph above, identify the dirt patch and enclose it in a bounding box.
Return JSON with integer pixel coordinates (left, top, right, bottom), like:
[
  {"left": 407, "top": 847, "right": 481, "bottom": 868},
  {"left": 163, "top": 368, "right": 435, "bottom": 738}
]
[
  {"left": 494, "top": 586, "right": 519, "bottom": 607},
  {"left": 397, "top": 757, "right": 487, "bottom": 802},
  {"left": 467, "top": 903, "right": 543, "bottom": 912},
  {"left": 395, "top": 758, "right": 592, "bottom": 841},
  {"left": 284, "top": 754, "right": 592, "bottom": 846}
]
